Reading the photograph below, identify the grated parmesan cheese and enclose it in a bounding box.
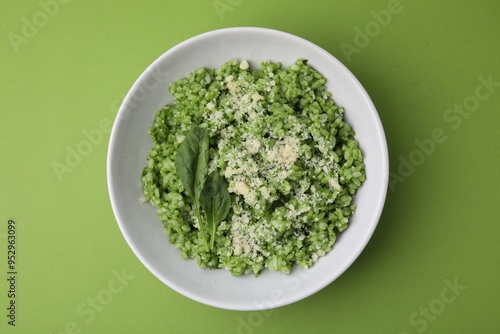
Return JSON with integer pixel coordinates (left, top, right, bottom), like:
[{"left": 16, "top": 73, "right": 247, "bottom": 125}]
[
  {"left": 233, "top": 181, "right": 250, "bottom": 196},
  {"left": 329, "top": 178, "right": 341, "bottom": 190},
  {"left": 239, "top": 60, "right": 249, "bottom": 70},
  {"left": 206, "top": 102, "right": 215, "bottom": 110},
  {"left": 244, "top": 138, "right": 261, "bottom": 154}
]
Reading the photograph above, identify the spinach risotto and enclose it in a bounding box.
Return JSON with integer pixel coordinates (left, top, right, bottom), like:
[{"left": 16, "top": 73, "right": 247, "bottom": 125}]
[{"left": 141, "top": 59, "right": 365, "bottom": 276}]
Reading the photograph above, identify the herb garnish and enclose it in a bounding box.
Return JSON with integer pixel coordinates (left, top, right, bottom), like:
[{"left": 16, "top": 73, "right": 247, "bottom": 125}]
[{"left": 175, "top": 126, "right": 231, "bottom": 251}]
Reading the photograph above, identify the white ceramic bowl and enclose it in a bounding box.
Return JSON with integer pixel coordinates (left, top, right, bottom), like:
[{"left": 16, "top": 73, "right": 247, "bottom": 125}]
[{"left": 107, "top": 27, "right": 388, "bottom": 311}]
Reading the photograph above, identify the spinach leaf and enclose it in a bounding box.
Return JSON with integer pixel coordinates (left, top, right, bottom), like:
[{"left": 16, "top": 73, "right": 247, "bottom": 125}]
[
  {"left": 175, "top": 127, "right": 210, "bottom": 250},
  {"left": 174, "top": 126, "right": 209, "bottom": 203},
  {"left": 175, "top": 126, "right": 232, "bottom": 251},
  {"left": 200, "top": 172, "right": 231, "bottom": 249}
]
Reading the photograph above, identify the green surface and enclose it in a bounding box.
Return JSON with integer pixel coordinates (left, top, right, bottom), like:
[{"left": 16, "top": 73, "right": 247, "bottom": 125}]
[{"left": 1, "top": 0, "right": 499, "bottom": 333}]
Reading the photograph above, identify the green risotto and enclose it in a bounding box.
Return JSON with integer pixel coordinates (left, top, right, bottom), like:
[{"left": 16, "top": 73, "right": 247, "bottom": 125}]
[{"left": 141, "top": 59, "right": 365, "bottom": 276}]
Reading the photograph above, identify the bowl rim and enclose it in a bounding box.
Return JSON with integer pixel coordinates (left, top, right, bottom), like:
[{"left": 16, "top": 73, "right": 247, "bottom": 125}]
[{"left": 107, "top": 26, "right": 389, "bottom": 310}]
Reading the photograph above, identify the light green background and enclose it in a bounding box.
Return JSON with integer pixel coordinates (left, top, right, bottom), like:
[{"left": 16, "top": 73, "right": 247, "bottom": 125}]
[{"left": 1, "top": 0, "right": 499, "bottom": 333}]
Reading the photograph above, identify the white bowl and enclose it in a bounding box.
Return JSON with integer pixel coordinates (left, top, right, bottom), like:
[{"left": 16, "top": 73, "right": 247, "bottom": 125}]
[{"left": 107, "top": 27, "right": 388, "bottom": 311}]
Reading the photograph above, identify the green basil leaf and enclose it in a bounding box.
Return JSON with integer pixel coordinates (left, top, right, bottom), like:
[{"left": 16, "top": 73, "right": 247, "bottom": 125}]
[
  {"left": 200, "top": 172, "right": 231, "bottom": 248},
  {"left": 174, "top": 127, "right": 209, "bottom": 204}
]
